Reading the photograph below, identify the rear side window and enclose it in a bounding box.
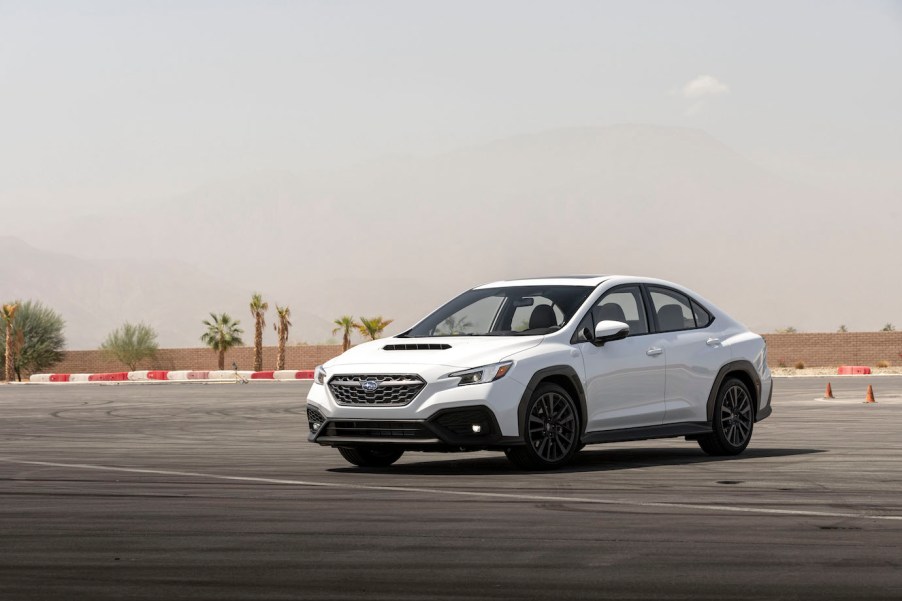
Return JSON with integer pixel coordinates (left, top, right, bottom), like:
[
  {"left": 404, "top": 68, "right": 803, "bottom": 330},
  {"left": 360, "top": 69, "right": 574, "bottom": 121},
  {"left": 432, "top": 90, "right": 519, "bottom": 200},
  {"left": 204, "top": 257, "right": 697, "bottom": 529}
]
[
  {"left": 648, "top": 287, "right": 695, "bottom": 332},
  {"left": 691, "top": 300, "right": 712, "bottom": 328}
]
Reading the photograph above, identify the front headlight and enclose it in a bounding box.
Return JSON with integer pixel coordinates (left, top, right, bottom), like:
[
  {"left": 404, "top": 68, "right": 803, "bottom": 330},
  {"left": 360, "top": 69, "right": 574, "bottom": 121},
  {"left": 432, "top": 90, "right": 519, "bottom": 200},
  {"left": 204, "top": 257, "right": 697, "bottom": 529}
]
[
  {"left": 449, "top": 361, "right": 513, "bottom": 386},
  {"left": 314, "top": 365, "right": 327, "bottom": 385}
]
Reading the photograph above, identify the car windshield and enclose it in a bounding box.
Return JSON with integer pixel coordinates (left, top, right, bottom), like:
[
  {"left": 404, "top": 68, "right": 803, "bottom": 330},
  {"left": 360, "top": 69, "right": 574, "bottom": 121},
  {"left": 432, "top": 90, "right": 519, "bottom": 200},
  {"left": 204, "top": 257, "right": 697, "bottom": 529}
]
[{"left": 400, "top": 285, "right": 594, "bottom": 337}]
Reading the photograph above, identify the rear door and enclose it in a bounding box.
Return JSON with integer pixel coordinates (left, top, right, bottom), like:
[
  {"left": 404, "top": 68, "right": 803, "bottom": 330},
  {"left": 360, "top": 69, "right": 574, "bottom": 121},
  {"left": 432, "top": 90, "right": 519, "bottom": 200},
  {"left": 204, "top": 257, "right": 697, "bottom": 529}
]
[{"left": 645, "top": 286, "right": 727, "bottom": 425}]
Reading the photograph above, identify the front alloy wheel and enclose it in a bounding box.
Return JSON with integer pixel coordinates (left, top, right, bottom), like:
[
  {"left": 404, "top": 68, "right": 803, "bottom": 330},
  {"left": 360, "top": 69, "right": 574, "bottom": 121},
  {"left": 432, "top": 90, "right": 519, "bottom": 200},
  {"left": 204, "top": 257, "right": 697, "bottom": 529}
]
[
  {"left": 506, "top": 383, "right": 580, "bottom": 470},
  {"left": 698, "top": 378, "right": 754, "bottom": 456}
]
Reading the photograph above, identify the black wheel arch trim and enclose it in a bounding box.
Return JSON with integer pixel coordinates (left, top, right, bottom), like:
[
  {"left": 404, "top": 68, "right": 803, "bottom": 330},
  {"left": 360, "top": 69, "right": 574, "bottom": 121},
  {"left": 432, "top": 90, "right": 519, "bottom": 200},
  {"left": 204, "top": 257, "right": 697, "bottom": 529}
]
[
  {"left": 707, "top": 360, "right": 762, "bottom": 422},
  {"left": 516, "top": 365, "right": 588, "bottom": 439}
]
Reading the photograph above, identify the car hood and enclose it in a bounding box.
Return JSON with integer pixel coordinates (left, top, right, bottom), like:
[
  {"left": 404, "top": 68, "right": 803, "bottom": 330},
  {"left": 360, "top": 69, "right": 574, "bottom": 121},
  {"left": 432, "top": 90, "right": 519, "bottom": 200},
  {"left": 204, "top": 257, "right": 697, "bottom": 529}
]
[{"left": 325, "top": 336, "right": 544, "bottom": 370}]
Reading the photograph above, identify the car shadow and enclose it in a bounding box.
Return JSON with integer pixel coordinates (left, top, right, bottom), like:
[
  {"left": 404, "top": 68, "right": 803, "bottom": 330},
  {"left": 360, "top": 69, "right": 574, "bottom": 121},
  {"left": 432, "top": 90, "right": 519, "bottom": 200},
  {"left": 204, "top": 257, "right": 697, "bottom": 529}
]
[{"left": 327, "top": 447, "right": 826, "bottom": 476}]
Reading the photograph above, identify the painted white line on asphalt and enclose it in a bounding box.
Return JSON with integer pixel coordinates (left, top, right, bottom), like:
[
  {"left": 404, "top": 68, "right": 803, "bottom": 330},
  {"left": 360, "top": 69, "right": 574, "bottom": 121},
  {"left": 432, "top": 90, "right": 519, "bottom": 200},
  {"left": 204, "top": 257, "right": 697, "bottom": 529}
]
[{"left": 2, "top": 457, "right": 900, "bottom": 522}]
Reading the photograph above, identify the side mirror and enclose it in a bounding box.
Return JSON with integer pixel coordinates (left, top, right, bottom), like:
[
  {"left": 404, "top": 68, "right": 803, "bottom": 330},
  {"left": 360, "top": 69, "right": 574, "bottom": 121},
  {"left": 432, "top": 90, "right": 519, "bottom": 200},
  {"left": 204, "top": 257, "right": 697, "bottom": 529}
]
[{"left": 594, "top": 320, "right": 629, "bottom": 346}]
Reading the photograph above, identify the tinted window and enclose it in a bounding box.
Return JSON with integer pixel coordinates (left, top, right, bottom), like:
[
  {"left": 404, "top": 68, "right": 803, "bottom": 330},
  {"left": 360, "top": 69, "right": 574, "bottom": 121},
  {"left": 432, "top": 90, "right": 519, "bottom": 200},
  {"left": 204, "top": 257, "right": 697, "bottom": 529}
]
[
  {"left": 511, "top": 295, "right": 564, "bottom": 333},
  {"left": 691, "top": 300, "right": 712, "bottom": 328},
  {"left": 432, "top": 295, "right": 504, "bottom": 336},
  {"left": 592, "top": 286, "right": 648, "bottom": 336},
  {"left": 649, "top": 287, "right": 695, "bottom": 332},
  {"left": 403, "top": 285, "right": 594, "bottom": 337}
]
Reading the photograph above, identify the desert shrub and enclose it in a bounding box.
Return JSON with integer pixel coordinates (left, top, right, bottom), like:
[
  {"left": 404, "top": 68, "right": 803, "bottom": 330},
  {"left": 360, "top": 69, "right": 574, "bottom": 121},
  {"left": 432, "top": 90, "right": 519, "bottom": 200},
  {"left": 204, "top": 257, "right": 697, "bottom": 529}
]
[
  {"left": 101, "top": 322, "right": 159, "bottom": 370},
  {"left": 876, "top": 360, "right": 890, "bottom": 368},
  {"left": 794, "top": 361, "right": 805, "bottom": 370},
  {"left": 777, "top": 359, "right": 787, "bottom": 368}
]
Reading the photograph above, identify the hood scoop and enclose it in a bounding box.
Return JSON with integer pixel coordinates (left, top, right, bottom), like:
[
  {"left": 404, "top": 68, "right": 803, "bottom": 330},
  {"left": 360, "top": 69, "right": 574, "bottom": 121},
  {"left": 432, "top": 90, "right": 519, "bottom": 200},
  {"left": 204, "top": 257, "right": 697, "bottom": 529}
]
[{"left": 382, "top": 343, "right": 452, "bottom": 351}]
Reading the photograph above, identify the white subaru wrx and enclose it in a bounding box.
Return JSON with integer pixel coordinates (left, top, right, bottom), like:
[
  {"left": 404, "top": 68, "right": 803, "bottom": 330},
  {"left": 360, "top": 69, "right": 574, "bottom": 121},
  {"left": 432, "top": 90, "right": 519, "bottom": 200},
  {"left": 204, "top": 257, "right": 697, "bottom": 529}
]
[{"left": 306, "top": 276, "right": 772, "bottom": 470}]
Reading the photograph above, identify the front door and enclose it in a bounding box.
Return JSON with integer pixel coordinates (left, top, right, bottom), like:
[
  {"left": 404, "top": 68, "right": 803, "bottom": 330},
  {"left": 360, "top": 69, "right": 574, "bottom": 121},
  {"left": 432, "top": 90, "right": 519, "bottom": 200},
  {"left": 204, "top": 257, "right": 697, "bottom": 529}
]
[{"left": 578, "top": 286, "right": 667, "bottom": 432}]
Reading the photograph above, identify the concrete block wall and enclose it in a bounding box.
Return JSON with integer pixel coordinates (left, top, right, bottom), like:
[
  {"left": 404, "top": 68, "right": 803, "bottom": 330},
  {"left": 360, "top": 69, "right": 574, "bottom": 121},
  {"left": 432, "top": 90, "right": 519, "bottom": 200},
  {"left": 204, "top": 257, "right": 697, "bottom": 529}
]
[{"left": 762, "top": 332, "right": 902, "bottom": 368}]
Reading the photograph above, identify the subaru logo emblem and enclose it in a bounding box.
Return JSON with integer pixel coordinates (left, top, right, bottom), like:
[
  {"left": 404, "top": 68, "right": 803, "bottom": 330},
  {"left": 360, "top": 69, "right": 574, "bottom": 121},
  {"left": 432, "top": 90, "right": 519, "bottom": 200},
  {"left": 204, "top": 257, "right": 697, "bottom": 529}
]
[{"left": 361, "top": 379, "right": 379, "bottom": 393}]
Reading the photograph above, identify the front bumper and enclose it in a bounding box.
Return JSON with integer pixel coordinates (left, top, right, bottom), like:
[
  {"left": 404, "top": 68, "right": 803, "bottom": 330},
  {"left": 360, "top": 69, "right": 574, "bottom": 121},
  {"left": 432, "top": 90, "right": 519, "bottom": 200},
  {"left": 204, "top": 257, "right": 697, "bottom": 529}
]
[
  {"left": 307, "top": 405, "right": 520, "bottom": 449},
  {"left": 305, "top": 365, "right": 530, "bottom": 439}
]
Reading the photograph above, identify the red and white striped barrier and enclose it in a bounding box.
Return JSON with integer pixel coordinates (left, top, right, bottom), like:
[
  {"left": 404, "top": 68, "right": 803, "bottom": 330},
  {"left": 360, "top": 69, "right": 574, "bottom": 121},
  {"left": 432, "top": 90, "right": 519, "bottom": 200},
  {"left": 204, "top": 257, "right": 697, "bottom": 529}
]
[
  {"left": 30, "top": 369, "right": 314, "bottom": 383},
  {"left": 274, "top": 369, "right": 314, "bottom": 380},
  {"left": 128, "top": 370, "right": 151, "bottom": 381}
]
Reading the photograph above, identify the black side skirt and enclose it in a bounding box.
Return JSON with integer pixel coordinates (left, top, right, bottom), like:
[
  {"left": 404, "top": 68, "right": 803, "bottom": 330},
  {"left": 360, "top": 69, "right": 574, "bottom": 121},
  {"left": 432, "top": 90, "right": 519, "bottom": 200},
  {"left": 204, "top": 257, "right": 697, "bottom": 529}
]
[{"left": 581, "top": 422, "right": 712, "bottom": 445}]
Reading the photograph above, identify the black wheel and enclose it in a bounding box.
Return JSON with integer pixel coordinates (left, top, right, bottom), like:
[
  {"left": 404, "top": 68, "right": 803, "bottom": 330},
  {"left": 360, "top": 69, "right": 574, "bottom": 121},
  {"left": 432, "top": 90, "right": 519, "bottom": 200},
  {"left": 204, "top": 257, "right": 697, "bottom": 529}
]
[
  {"left": 698, "top": 378, "right": 754, "bottom": 456},
  {"left": 337, "top": 446, "right": 404, "bottom": 467},
  {"left": 506, "top": 383, "right": 581, "bottom": 470}
]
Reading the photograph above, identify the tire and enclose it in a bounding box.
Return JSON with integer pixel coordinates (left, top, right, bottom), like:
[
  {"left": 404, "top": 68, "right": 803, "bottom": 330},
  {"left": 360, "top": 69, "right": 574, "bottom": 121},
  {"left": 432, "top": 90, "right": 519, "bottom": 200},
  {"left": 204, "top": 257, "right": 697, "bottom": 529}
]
[
  {"left": 337, "top": 446, "right": 404, "bottom": 467},
  {"left": 697, "top": 377, "right": 754, "bottom": 456},
  {"left": 506, "top": 382, "right": 581, "bottom": 470}
]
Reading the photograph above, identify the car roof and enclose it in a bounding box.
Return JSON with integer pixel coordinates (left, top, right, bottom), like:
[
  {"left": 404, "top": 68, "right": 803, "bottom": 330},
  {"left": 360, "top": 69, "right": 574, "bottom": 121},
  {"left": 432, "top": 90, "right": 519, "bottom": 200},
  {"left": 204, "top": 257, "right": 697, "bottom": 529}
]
[
  {"left": 474, "top": 275, "right": 611, "bottom": 289},
  {"left": 473, "top": 275, "right": 697, "bottom": 291}
]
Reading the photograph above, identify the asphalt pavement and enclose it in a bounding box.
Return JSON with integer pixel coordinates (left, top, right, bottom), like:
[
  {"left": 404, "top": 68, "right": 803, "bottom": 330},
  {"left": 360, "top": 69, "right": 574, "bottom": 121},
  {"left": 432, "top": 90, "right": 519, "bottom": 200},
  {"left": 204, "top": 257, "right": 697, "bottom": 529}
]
[{"left": 1, "top": 376, "right": 901, "bottom": 600}]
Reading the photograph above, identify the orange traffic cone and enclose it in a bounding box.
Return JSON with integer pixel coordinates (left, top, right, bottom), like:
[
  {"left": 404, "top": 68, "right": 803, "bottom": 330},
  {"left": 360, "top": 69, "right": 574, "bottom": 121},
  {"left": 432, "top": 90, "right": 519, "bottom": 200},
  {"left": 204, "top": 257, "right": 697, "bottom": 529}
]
[
  {"left": 824, "top": 382, "right": 835, "bottom": 399},
  {"left": 864, "top": 385, "right": 876, "bottom": 404}
]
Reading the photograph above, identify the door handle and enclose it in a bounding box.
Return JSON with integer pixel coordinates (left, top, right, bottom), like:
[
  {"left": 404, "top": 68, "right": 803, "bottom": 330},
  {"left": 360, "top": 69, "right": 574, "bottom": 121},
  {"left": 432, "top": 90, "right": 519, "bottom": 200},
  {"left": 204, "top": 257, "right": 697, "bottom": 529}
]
[
  {"left": 706, "top": 337, "right": 721, "bottom": 347},
  {"left": 646, "top": 347, "right": 663, "bottom": 356}
]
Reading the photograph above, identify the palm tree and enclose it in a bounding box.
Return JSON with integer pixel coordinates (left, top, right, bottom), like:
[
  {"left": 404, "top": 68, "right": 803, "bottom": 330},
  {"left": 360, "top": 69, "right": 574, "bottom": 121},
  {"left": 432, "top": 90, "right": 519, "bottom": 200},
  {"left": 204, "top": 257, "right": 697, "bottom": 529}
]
[
  {"left": 249, "top": 293, "right": 269, "bottom": 371},
  {"left": 201, "top": 313, "right": 245, "bottom": 370},
  {"left": 357, "top": 316, "right": 394, "bottom": 341},
  {"left": 2, "top": 303, "right": 18, "bottom": 382},
  {"left": 332, "top": 315, "right": 359, "bottom": 352},
  {"left": 273, "top": 305, "right": 292, "bottom": 370}
]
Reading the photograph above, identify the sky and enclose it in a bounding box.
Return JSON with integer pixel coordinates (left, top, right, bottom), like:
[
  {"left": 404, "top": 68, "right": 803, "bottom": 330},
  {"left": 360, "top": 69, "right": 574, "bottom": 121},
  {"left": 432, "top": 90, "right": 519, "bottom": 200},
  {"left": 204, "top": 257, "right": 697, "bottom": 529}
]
[
  {"left": 2, "top": 1, "right": 899, "bottom": 213},
  {"left": 1, "top": 1, "right": 901, "bottom": 343}
]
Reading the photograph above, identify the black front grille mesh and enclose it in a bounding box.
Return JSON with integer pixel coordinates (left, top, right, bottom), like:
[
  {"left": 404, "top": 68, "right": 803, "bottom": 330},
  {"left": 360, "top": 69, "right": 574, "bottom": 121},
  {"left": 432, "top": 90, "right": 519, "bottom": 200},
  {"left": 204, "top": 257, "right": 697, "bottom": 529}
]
[
  {"left": 322, "top": 420, "right": 433, "bottom": 439},
  {"left": 328, "top": 374, "right": 425, "bottom": 406}
]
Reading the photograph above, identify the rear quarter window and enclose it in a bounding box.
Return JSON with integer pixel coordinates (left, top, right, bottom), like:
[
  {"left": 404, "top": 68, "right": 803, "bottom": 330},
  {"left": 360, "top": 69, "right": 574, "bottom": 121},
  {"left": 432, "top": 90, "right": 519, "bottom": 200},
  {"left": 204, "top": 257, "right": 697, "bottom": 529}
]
[{"left": 691, "top": 300, "right": 713, "bottom": 328}]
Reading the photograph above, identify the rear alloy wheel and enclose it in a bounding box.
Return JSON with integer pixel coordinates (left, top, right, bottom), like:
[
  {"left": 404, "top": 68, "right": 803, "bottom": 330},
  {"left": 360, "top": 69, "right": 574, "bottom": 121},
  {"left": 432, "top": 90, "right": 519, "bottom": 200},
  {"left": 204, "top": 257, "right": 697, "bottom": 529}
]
[
  {"left": 698, "top": 378, "right": 754, "bottom": 456},
  {"left": 337, "top": 446, "right": 404, "bottom": 468},
  {"left": 506, "top": 383, "right": 580, "bottom": 470}
]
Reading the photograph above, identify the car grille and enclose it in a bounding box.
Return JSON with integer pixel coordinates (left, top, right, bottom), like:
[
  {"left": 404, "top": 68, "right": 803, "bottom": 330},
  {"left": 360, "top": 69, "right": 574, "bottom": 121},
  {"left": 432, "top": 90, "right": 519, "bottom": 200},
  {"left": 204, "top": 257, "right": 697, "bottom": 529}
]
[
  {"left": 320, "top": 420, "right": 433, "bottom": 439},
  {"left": 328, "top": 374, "right": 426, "bottom": 406}
]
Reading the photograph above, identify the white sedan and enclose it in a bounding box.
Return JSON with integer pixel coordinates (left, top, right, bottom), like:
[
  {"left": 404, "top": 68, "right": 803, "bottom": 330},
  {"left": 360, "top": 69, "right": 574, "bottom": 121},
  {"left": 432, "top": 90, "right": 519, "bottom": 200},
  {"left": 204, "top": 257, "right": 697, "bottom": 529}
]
[{"left": 307, "top": 276, "right": 772, "bottom": 470}]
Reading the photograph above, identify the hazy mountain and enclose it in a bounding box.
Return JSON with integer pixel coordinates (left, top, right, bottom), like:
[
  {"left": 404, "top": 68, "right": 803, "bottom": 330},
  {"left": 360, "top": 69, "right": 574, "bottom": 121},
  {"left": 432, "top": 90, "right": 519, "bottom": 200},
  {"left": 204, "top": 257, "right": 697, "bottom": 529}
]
[
  {"left": 0, "top": 237, "right": 334, "bottom": 349},
  {"left": 15, "top": 125, "right": 901, "bottom": 335}
]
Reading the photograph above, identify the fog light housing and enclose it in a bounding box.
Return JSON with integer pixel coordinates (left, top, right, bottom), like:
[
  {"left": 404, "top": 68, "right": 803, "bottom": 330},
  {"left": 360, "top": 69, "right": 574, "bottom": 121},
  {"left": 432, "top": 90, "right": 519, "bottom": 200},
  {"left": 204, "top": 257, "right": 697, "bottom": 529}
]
[{"left": 307, "top": 406, "right": 327, "bottom": 433}]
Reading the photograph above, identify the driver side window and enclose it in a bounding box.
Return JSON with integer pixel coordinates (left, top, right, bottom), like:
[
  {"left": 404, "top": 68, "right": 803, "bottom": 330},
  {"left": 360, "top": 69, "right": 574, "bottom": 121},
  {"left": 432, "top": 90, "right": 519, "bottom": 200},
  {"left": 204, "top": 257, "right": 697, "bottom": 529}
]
[{"left": 592, "top": 287, "right": 649, "bottom": 336}]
